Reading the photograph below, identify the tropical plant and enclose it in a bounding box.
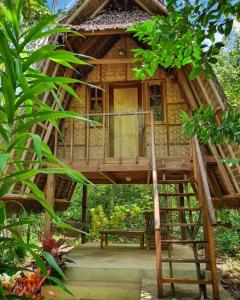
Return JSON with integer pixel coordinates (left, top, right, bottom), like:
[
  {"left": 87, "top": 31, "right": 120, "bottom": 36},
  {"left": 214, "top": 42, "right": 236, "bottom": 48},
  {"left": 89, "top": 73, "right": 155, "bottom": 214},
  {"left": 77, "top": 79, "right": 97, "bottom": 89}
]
[
  {"left": 214, "top": 33, "right": 240, "bottom": 107},
  {"left": 110, "top": 205, "right": 128, "bottom": 229},
  {"left": 0, "top": 0, "right": 92, "bottom": 297},
  {"left": 0, "top": 0, "right": 91, "bottom": 225},
  {"left": 89, "top": 205, "right": 108, "bottom": 239},
  {"left": 129, "top": 0, "right": 239, "bottom": 80},
  {"left": 0, "top": 202, "right": 71, "bottom": 299},
  {"left": 40, "top": 235, "right": 74, "bottom": 276},
  {"left": 0, "top": 269, "right": 47, "bottom": 300},
  {"left": 215, "top": 210, "right": 240, "bottom": 257}
]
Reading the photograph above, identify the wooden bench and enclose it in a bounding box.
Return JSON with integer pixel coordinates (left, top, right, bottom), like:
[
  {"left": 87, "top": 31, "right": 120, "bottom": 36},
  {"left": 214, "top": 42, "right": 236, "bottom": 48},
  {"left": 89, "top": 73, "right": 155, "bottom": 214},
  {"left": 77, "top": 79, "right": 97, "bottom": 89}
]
[{"left": 100, "top": 229, "right": 145, "bottom": 249}]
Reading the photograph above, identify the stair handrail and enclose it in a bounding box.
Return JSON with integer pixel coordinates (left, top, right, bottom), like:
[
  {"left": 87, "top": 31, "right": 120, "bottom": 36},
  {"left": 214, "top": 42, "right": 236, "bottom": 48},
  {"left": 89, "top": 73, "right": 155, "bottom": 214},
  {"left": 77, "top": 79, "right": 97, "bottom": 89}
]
[
  {"left": 193, "top": 137, "right": 216, "bottom": 225},
  {"left": 150, "top": 110, "right": 163, "bottom": 298}
]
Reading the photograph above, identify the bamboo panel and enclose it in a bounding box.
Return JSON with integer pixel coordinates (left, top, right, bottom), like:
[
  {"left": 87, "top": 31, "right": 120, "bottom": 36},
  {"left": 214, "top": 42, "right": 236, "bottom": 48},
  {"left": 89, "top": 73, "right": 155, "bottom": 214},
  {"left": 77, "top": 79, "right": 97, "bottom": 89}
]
[
  {"left": 146, "top": 144, "right": 167, "bottom": 157},
  {"left": 89, "top": 127, "right": 104, "bottom": 159},
  {"left": 73, "top": 146, "right": 86, "bottom": 159},
  {"left": 104, "top": 37, "right": 126, "bottom": 58},
  {"left": 74, "top": 122, "right": 86, "bottom": 144},
  {"left": 102, "top": 63, "right": 126, "bottom": 81},
  {"left": 57, "top": 147, "right": 71, "bottom": 160},
  {"left": 169, "top": 145, "right": 190, "bottom": 156},
  {"left": 166, "top": 80, "right": 180, "bottom": 103},
  {"left": 156, "top": 145, "right": 168, "bottom": 157},
  {"left": 167, "top": 104, "right": 188, "bottom": 124},
  {"left": 86, "top": 65, "right": 101, "bottom": 82},
  {"left": 155, "top": 126, "right": 167, "bottom": 144},
  {"left": 126, "top": 37, "right": 139, "bottom": 58},
  {"left": 168, "top": 126, "right": 187, "bottom": 144}
]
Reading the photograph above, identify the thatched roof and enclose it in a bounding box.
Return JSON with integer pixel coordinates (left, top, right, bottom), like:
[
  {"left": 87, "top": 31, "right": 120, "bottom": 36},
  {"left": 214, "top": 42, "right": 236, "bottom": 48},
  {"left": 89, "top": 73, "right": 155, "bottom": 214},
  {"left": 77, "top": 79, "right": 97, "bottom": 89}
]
[
  {"left": 67, "top": 6, "right": 154, "bottom": 31},
  {"left": 61, "top": 0, "right": 166, "bottom": 26},
  {"left": 2, "top": 0, "right": 240, "bottom": 212}
]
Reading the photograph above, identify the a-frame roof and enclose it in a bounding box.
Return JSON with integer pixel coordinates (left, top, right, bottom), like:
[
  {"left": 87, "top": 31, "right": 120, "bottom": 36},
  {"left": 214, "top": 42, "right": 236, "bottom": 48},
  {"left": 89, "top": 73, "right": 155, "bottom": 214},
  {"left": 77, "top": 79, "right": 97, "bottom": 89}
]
[
  {"left": 61, "top": 0, "right": 166, "bottom": 26},
  {"left": 3, "top": 0, "right": 240, "bottom": 212}
]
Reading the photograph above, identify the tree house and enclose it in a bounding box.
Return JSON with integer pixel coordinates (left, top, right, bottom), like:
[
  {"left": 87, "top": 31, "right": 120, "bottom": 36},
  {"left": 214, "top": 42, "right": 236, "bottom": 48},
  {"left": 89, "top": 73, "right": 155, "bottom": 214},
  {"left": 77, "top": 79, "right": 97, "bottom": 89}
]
[{"left": 3, "top": 1, "right": 240, "bottom": 299}]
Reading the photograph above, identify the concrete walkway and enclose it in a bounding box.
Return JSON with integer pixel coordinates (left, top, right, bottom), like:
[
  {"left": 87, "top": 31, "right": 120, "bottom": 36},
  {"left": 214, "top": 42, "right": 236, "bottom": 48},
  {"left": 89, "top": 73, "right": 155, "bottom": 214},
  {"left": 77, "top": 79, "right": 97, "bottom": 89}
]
[{"left": 44, "top": 243, "right": 233, "bottom": 300}]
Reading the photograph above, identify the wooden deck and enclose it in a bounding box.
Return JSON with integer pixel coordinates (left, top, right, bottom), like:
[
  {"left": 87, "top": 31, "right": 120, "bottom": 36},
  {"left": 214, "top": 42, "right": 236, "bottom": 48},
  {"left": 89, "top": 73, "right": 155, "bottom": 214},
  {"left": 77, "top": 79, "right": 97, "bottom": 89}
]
[{"left": 61, "top": 156, "right": 216, "bottom": 184}]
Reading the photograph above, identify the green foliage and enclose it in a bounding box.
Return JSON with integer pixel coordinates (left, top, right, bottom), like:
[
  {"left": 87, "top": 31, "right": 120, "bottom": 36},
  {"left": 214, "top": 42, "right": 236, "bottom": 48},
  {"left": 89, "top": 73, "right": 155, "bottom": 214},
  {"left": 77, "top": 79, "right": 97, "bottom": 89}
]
[
  {"left": 129, "top": 0, "right": 239, "bottom": 80},
  {"left": 215, "top": 210, "right": 240, "bottom": 257},
  {"left": 90, "top": 205, "right": 108, "bottom": 239},
  {"left": 110, "top": 205, "right": 128, "bottom": 229},
  {"left": 0, "top": 0, "right": 90, "bottom": 220},
  {"left": 61, "top": 184, "right": 153, "bottom": 240},
  {"left": 181, "top": 106, "right": 240, "bottom": 146},
  {"left": 214, "top": 33, "right": 240, "bottom": 107},
  {"left": 0, "top": 1, "right": 91, "bottom": 297}
]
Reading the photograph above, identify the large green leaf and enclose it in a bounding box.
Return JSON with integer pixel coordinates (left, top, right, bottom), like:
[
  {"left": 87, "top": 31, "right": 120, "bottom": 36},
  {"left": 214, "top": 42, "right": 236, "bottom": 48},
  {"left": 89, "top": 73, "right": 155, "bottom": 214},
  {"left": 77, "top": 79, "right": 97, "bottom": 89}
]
[
  {"left": 32, "top": 134, "right": 43, "bottom": 164},
  {"left": 15, "top": 82, "right": 55, "bottom": 108},
  {"left": 0, "top": 153, "right": 10, "bottom": 174},
  {"left": 19, "top": 15, "right": 56, "bottom": 51},
  {"left": 14, "top": 111, "right": 90, "bottom": 132},
  {"left": 22, "top": 45, "right": 57, "bottom": 71},
  {"left": 0, "top": 201, "right": 7, "bottom": 225},
  {"left": 42, "top": 251, "right": 65, "bottom": 278},
  {"left": 48, "top": 276, "right": 73, "bottom": 296},
  {"left": 1, "top": 72, "right": 15, "bottom": 125}
]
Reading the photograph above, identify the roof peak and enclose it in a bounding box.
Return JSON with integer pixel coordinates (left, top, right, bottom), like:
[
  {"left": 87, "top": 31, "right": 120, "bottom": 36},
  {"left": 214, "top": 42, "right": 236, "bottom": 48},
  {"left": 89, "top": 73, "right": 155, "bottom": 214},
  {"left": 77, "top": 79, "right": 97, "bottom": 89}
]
[{"left": 62, "top": 0, "right": 166, "bottom": 25}]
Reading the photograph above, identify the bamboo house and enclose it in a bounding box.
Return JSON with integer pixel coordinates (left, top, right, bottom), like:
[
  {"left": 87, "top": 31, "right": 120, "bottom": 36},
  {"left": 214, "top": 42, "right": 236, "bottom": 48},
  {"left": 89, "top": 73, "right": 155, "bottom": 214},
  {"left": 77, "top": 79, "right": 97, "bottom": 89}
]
[{"left": 3, "top": 1, "right": 240, "bottom": 299}]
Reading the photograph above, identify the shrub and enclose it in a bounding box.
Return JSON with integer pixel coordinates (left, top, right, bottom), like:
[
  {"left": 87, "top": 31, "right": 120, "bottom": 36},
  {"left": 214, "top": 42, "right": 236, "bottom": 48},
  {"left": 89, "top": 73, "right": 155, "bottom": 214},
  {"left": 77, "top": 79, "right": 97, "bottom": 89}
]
[{"left": 89, "top": 205, "right": 108, "bottom": 239}]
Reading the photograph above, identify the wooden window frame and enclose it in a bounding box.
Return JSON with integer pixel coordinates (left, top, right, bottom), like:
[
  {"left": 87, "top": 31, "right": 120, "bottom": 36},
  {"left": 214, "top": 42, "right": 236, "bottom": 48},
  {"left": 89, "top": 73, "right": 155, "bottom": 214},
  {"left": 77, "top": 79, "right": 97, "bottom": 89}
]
[
  {"left": 86, "top": 84, "right": 105, "bottom": 126},
  {"left": 146, "top": 80, "right": 166, "bottom": 124}
]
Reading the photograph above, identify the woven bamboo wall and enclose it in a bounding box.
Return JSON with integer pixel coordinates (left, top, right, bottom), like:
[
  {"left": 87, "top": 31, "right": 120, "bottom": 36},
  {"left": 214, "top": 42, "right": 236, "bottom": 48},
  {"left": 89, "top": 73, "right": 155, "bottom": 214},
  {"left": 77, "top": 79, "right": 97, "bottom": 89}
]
[{"left": 57, "top": 36, "right": 190, "bottom": 160}]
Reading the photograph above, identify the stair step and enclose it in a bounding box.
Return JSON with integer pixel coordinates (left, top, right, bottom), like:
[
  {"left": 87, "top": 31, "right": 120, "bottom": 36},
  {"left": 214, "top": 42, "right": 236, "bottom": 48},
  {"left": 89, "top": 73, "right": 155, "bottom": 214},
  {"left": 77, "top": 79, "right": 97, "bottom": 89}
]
[
  {"left": 157, "top": 180, "right": 195, "bottom": 184},
  {"left": 162, "top": 278, "right": 212, "bottom": 285},
  {"left": 158, "top": 193, "right": 197, "bottom": 196},
  {"left": 161, "top": 223, "right": 203, "bottom": 227},
  {"left": 160, "top": 207, "right": 201, "bottom": 211},
  {"left": 162, "top": 258, "right": 209, "bottom": 263},
  {"left": 161, "top": 239, "right": 208, "bottom": 244}
]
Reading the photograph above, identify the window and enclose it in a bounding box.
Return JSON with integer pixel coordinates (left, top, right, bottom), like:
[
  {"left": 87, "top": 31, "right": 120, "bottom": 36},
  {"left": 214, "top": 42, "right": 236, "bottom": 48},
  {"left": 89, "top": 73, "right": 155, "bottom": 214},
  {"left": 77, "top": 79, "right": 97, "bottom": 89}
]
[
  {"left": 148, "top": 83, "right": 164, "bottom": 122},
  {"left": 88, "top": 86, "right": 103, "bottom": 123}
]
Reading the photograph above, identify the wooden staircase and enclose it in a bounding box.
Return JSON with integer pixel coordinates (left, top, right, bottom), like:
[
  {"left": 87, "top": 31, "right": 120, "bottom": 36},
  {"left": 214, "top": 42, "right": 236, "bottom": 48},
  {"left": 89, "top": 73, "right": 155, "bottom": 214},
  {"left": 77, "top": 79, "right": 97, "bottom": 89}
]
[
  {"left": 157, "top": 180, "right": 218, "bottom": 299},
  {"left": 150, "top": 112, "right": 220, "bottom": 299}
]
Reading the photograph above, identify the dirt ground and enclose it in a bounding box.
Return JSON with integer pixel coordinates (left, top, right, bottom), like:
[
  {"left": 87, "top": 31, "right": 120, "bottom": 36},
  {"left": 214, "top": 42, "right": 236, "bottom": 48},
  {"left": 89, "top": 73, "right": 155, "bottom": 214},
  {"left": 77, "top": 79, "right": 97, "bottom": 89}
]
[{"left": 217, "top": 257, "right": 240, "bottom": 300}]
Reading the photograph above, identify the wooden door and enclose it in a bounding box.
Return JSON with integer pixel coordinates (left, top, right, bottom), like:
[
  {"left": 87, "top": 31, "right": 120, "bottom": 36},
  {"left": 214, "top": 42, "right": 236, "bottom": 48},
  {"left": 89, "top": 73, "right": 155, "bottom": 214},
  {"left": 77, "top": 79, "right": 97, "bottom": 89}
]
[{"left": 109, "top": 84, "right": 142, "bottom": 158}]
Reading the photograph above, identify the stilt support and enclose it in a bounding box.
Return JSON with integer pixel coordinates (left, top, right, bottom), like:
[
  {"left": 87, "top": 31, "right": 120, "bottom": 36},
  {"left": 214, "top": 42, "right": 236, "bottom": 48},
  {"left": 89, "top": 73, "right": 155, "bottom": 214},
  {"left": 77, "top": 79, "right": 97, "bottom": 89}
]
[
  {"left": 43, "top": 174, "right": 55, "bottom": 237},
  {"left": 81, "top": 185, "right": 88, "bottom": 244}
]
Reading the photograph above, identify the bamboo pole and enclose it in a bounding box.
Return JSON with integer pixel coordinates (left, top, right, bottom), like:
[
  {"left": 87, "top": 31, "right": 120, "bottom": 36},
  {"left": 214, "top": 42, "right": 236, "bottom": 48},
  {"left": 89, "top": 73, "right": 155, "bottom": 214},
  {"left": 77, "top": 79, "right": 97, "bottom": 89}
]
[{"left": 150, "top": 110, "right": 163, "bottom": 298}]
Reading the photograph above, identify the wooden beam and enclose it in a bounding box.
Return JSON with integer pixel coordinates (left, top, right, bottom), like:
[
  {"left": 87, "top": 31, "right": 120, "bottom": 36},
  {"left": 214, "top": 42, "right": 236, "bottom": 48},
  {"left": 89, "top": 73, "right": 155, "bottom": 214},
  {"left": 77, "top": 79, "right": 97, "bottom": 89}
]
[
  {"left": 43, "top": 174, "right": 55, "bottom": 237},
  {"left": 69, "top": 28, "right": 130, "bottom": 36},
  {"left": 194, "top": 138, "right": 216, "bottom": 225},
  {"left": 176, "top": 70, "right": 198, "bottom": 111},
  {"left": 81, "top": 185, "right": 88, "bottom": 244},
  {"left": 208, "top": 141, "right": 235, "bottom": 194},
  {"left": 207, "top": 168, "right": 222, "bottom": 198},
  {"left": 84, "top": 57, "right": 137, "bottom": 65},
  {"left": 100, "top": 171, "right": 117, "bottom": 184},
  {"left": 150, "top": 110, "right": 163, "bottom": 298},
  {"left": 90, "top": 0, "right": 109, "bottom": 18},
  {"left": 65, "top": 0, "right": 91, "bottom": 24},
  {"left": 214, "top": 193, "right": 240, "bottom": 202}
]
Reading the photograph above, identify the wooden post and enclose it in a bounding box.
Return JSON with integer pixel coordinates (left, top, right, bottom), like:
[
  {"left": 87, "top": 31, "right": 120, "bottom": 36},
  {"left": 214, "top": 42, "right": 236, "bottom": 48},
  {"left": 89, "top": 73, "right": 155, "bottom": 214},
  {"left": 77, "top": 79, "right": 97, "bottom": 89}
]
[
  {"left": 150, "top": 111, "right": 163, "bottom": 298},
  {"left": 179, "top": 183, "right": 187, "bottom": 240},
  {"left": 43, "top": 174, "right": 55, "bottom": 237},
  {"left": 81, "top": 185, "right": 88, "bottom": 244}
]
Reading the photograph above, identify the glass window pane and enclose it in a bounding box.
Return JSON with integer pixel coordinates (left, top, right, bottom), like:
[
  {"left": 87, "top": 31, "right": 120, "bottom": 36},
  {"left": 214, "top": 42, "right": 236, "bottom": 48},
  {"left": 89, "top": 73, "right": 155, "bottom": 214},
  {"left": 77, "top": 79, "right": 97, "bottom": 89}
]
[{"left": 149, "top": 84, "right": 163, "bottom": 122}]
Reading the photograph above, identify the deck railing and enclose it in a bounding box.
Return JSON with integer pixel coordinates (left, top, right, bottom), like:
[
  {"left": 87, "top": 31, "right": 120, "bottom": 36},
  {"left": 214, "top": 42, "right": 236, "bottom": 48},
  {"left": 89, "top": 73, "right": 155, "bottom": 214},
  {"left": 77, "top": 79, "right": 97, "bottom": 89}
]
[
  {"left": 54, "top": 110, "right": 191, "bottom": 164},
  {"left": 55, "top": 111, "right": 153, "bottom": 162}
]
